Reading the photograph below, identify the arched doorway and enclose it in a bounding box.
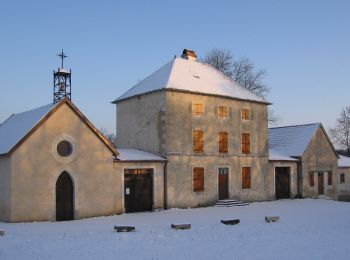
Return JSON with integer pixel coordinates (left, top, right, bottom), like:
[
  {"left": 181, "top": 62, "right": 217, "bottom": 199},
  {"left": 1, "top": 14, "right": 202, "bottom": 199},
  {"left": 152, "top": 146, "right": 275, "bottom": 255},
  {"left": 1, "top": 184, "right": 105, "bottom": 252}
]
[{"left": 56, "top": 172, "right": 74, "bottom": 221}]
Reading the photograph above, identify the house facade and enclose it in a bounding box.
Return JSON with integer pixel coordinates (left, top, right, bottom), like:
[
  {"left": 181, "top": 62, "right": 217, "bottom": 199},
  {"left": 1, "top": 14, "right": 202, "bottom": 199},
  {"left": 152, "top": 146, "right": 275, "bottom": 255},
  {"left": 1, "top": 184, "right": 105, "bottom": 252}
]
[{"left": 115, "top": 50, "right": 272, "bottom": 208}]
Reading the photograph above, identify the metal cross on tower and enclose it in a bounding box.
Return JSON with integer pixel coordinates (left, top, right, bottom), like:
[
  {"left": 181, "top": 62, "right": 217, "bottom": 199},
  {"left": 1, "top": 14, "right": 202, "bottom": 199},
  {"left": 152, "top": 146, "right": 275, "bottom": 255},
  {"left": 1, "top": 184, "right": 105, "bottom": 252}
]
[
  {"left": 57, "top": 49, "right": 68, "bottom": 69},
  {"left": 53, "top": 50, "right": 71, "bottom": 104}
]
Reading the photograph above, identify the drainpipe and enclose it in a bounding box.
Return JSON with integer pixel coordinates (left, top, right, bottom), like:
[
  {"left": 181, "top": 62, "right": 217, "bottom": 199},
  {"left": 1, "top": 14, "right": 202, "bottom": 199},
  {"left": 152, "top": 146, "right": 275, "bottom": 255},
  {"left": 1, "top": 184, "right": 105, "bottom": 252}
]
[{"left": 163, "top": 161, "right": 168, "bottom": 210}]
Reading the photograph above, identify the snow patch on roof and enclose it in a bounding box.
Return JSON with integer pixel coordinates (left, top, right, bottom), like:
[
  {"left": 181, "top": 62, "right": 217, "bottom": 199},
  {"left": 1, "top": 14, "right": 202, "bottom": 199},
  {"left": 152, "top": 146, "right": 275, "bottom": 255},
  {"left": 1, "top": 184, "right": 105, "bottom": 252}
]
[
  {"left": 338, "top": 155, "right": 350, "bottom": 168},
  {"left": 0, "top": 103, "right": 54, "bottom": 154},
  {"left": 269, "top": 123, "right": 320, "bottom": 157},
  {"left": 269, "top": 149, "right": 299, "bottom": 161},
  {"left": 116, "top": 149, "right": 167, "bottom": 161},
  {"left": 115, "top": 58, "right": 268, "bottom": 103}
]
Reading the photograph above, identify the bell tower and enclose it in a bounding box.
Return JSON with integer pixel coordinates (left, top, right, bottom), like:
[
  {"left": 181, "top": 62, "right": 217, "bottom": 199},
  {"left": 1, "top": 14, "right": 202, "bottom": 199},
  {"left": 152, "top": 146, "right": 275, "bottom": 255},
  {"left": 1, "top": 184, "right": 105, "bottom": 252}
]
[{"left": 53, "top": 50, "right": 71, "bottom": 104}]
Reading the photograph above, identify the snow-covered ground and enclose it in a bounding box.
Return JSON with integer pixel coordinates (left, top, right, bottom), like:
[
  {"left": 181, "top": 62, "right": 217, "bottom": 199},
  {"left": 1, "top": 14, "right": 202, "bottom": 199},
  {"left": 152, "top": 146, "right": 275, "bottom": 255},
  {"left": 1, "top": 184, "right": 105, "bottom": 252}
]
[{"left": 0, "top": 199, "right": 349, "bottom": 260}]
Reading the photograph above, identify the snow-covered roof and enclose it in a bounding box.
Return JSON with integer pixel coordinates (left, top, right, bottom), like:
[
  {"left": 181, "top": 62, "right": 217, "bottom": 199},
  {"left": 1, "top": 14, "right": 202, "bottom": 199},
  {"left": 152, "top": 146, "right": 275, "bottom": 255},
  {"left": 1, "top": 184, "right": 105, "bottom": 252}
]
[
  {"left": 268, "top": 123, "right": 321, "bottom": 157},
  {"left": 0, "top": 103, "right": 55, "bottom": 154},
  {"left": 114, "top": 58, "right": 269, "bottom": 104},
  {"left": 338, "top": 155, "right": 350, "bottom": 168},
  {"left": 0, "top": 98, "right": 118, "bottom": 156},
  {"left": 116, "top": 149, "right": 167, "bottom": 162},
  {"left": 269, "top": 149, "right": 299, "bottom": 161}
]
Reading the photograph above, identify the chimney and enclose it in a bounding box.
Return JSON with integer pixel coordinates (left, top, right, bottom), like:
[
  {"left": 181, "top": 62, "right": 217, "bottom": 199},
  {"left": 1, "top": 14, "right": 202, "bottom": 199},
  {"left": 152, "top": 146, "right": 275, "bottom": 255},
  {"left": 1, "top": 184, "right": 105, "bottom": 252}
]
[{"left": 181, "top": 49, "right": 197, "bottom": 61}]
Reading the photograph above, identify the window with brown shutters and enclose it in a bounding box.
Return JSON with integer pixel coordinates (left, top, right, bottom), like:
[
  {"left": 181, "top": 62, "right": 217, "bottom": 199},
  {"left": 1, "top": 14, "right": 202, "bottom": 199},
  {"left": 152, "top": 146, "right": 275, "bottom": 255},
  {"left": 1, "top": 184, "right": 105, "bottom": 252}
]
[
  {"left": 193, "top": 130, "right": 204, "bottom": 152},
  {"left": 242, "top": 133, "right": 250, "bottom": 154},
  {"left": 218, "top": 132, "right": 228, "bottom": 154},
  {"left": 340, "top": 173, "right": 345, "bottom": 183},
  {"left": 242, "top": 109, "right": 250, "bottom": 120},
  {"left": 242, "top": 167, "right": 251, "bottom": 189},
  {"left": 192, "top": 103, "right": 204, "bottom": 115},
  {"left": 193, "top": 167, "right": 204, "bottom": 192},
  {"left": 217, "top": 106, "right": 228, "bottom": 118},
  {"left": 328, "top": 172, "right": 332, "bottom": 185},
  {"left": 309, "top": 172, "right": 314, "bottom": 187}
]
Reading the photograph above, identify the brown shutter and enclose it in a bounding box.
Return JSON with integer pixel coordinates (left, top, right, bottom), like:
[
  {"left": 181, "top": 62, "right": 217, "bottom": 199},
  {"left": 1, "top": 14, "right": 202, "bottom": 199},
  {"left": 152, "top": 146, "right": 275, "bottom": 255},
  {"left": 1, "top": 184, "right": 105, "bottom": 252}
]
[
  {"left": 242, "top": 167, "right": 251, "bottom": 189},
  {"left": 309, "top": 172, "right": 314, "bottom": 187},
  {"left": 193, "top": 167, "right": 204, "bottom": 192},
  {"left": 328, "top": 172, "right": 332, "bottom": 185},
  {"left": 193, "top": 130, "right": 204, "bottom": 152},
  {"left": 219, "top": 132, "right": 228, "bottom": 153},
  {"left": 242, "top": 133, "right": 250, "bottom": 154}
]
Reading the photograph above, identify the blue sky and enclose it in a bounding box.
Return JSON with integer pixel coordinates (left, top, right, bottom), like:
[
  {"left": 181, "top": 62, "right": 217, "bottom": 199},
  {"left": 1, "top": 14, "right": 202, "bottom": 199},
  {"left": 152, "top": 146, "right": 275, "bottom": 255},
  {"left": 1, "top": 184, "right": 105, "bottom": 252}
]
[{"left": 0, "top": 0, "right": 349, "bottom": 133}]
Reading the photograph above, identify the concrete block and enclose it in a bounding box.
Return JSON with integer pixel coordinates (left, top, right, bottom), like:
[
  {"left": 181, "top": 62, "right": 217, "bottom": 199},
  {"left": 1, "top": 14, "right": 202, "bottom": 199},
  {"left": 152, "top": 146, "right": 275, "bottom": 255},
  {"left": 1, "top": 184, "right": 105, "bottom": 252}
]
[
  {"left": 265, "top": 216, "right": 279, "bottom": 222},
  {"left": 171, "top": 224, "right": 191, "bottom": 230}
]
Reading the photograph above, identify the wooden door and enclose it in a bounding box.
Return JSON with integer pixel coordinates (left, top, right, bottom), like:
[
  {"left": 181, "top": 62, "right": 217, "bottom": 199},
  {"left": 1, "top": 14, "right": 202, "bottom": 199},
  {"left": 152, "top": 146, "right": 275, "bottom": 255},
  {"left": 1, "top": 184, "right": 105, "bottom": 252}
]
[
  {"left": 218, "top": 167, "right": 229, "bottom": 200},
  {"left": 275, "top": 167, "right": 290, "bottom": 199},
  {"left": 56, "top": 172, "right": 74, "bottom": 221},
  {"left": 318, "top": 172, "right": 324, "bottom": 195},
  {"left": 124, "top": 169, "right": 153, "bottom": 213}
]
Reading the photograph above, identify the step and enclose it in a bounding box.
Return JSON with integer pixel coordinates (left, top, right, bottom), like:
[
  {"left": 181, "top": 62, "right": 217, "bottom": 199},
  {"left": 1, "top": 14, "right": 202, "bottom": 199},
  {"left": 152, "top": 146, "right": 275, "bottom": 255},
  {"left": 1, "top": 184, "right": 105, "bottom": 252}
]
[{"left": 215, "top": 199, "right": 250, "bottom": 207}]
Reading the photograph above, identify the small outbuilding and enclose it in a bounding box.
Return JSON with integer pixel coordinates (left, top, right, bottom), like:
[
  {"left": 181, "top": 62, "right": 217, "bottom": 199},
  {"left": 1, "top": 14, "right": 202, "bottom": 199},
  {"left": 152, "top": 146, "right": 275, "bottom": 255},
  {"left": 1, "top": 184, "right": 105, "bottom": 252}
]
[
  {"left": 337, "top": 155, "right": 350, "bottom": 201},
  {"left": 269, "top": 123, "right": 338, "bottom": 199}
]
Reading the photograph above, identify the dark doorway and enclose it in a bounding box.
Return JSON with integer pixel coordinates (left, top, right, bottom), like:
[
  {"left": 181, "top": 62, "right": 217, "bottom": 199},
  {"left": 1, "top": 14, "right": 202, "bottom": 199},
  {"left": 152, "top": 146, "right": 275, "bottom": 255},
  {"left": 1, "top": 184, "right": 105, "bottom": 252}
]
[
  {"left": 124, "top": 169, "right": 153, "bottom": 213},
  {"left": 56, "top": 172, "right": 74, "bottom": 221},
  {"left": 275, "top": 167, "right": 290, "bottom": 199},
  {"left": 218, "top": 167, "right": 229, "bottom": 200},
  {"left": 318, "top": 172, "right": 324, "bottom": 195}
]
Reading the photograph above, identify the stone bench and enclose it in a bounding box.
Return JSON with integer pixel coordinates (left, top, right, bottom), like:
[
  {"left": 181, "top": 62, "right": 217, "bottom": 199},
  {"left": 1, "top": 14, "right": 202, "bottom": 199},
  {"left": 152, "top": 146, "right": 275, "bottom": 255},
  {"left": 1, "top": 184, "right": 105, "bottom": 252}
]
[
  {"left": 265, "top": 216, "right": 279, "bottom": 223},
  {"left": 221, "top": 219, "right": 240, "bottom": 225},
  {"left": 114, "top": 226, "right": 135, "bottom": 232},
  {"left": 171, "top": 224, "right": 191, "bottom": 230}
]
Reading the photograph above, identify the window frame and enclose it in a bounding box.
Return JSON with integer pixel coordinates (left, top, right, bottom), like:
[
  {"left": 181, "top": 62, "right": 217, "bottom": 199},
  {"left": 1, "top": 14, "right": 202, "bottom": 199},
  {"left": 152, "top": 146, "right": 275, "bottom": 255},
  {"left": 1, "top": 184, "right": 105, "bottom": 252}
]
[
  {"left": 193, "top": 130, "right": 204, "bottom": 153},
  {"left": 242, "top": 167, "right": 251, "bottom": 189},
  {"left": 327, "top": 171, "right": 332, "bottom": 186},
  {"left": 217, "top": 106, "right": 228, "bottom": 118},
  {"left": 241, "top": 133, "right": 251, "bottom": 154},
  {"left": 193, "top": 167, "right": 205, "bottom": 192},
  {"left": 340, "top": 173, "right": 345, "bottom": 183},
  {"left": 309, "top": 172, "right": 315, "bottom": 187},
  {"left": 241, "top": 108, "right": 250, "bottom": 120},
  {"left": 192, "top": 103, "right": 204, "bottom": 116},
  {"left": 218, "top": 131, "right": 228, "bottom": 154}
]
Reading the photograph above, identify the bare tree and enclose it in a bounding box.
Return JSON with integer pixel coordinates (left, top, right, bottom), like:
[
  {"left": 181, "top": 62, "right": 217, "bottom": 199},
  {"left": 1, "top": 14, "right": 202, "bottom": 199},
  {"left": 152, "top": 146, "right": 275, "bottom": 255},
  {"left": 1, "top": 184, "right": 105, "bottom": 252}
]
[
  {"left": 203, "top": 48, "right": 233, "bottom": 78},
  {"left": 330, "top": 106, "right": 350, "bottom": 154},
  {"left": 202, "top": 48, "right": 279, "bottom": 124},
  {"left": 100, "top": 128, "right": 117, "bottom": 148}
]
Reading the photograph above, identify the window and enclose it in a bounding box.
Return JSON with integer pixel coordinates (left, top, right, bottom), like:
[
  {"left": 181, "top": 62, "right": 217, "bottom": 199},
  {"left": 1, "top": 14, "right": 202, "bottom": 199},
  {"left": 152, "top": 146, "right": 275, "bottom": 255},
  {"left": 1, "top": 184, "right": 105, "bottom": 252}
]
[
  {"left": 193, "top": 167, "right": 204, "bottom": 192},
  {"left": 218, "top": 132, "right": 228, "bottom": 154},
  {"left": 57, "top": 140, "right": 73, "bottom": 157},
  {"left": 217, "top": 106, "right": 228, "bottom": 118},
  {"left": 328, "top": 172, "right": 332, "bottom": 185},
  {"left": 192, "top": 103, "right": 204, "bottom": 115},
  {"left": 242, "top": 109, "right": 250, "bottom": 120},
  {"left": 309, "top": 172, "right": 314, "bottom": 187},
  {"left": 242, "top": 133, "right": 250, "bottom": 154},
  {"left": 193, "top": 130, "right": 204, "bottom": 152},
  {"left": 242, "top": 167, "right": 251, "bottom": 189},
  {"left": 340, "top": 173, "right": 345, "bottom": 183}
]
